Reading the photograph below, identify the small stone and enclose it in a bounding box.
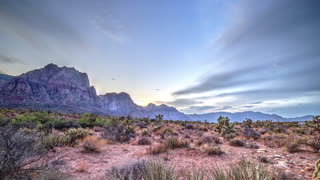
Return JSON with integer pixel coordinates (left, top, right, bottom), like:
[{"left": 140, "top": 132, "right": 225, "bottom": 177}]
[
  {"left": 299, "top": 170, "right": 305, "bottom": 175},
  {"left": 304, "top": 167, "right": 313, "bottom": 171}
]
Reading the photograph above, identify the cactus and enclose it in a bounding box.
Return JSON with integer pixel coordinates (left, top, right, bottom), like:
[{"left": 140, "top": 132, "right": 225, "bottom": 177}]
[{"left": 313, "top": 159, "right": 320, "bottom": 179}]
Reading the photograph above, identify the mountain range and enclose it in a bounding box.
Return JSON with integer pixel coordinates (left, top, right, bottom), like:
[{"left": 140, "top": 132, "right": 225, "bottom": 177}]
[{"left": 0, "top": 64, "right": 314, "bottom": 122}]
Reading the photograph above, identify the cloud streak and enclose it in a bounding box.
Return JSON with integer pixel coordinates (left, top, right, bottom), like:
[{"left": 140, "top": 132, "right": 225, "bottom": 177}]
[{"left": 173, "top": 0, "right": 320, "bottom": 103}]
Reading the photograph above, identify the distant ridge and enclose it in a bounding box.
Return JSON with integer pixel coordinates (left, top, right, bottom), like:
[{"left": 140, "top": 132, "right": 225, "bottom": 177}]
[
  {"left": 187, "top": 111, "right": 313, "bottom": 122},
  {"left": 0, "top": 64, "right": 314, "bottom": 122}
]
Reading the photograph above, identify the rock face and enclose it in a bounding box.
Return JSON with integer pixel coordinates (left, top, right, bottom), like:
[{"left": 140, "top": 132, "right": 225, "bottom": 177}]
[
  {"left": 131, "top": 103, "right": 191, "bottom": 120},
  {"left": 99, "top": 92, "right": 138, "bottom": 116},
  {"left": 0, "top": 64, "right": 190, "bottom": 119},
  {"left": 0, "top": 64, "right": 103, "bottom": 113},
  {"left": 0, "top": 74, "right": 14, "bottom": 87}
]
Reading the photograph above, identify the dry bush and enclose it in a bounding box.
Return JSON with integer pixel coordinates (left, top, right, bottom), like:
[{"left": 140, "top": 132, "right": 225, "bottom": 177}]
[
  {"left": 82, "top": 141, "right": 99, "bottom": 153},
  {"left": 201, "top": 135, "right": 222, "bottom": 145},
  {"left": 208, "top": 159, "right": 284, "bottom": 180},
  {"left": 262, "top": 135, "right": 287, "bottom": 148},
  {"left": 0, "top": 125, "right": 48, "bottom": 179},
  {"left": 205, "top": 145, "right": 225, "bottom": 156},
  {"left": 164, "top": 137, "right": 189, "bottom": 149},
  {"left": 243, "top": 127, "right": 261, "bottom": 140},
  {"left": 305, "top": 135, "right": 320, "bottom": 153},
  {"left": 102, "top": 122, "right": 135, "bottom": 143},
  {"left": 35, "top": 168, "right": 68, "bottom": 180},
  {"left": 246, "top": 142, "right": 260, "bottom": 149},
  {"left": 104, "top": 159, "right": 178, "bottom": 180},
  {"left": 147, "top": 144, "right": 168, "bottom": 155},
  {"left": 229, "top": 139, "right": 245, "bottom": 147},
  {"left": 138, "top": 137, "right": 152, "bottom": 145}
]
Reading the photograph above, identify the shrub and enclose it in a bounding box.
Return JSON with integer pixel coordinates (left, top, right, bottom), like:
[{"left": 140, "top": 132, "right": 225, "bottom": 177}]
[
  {"left": 141, "top": 129, "right": 149, "bottom": 136},
  {"left": 263, "top": 135, "right": 287, "bottom": 148},
  {"left": 0, "top": 125, "right": 47, "bottom": 179},
  {"left": 243, "top": 118, "right": 253, "bottom": 128},
  {"left": 305, "top": 135, "right": 320, "bottom": 153},
  {"left": 52, "top": 119, "right": 80, "bottom": 130},
  {"left": 102, "top": 122, "right": 135, "bottom": 143},
  {"left": 243, "top": 127, "right": 261, "bottom": 140},
  {"left": 82, "top": 141, "right": 99, "bottom": 153},
  {"left": 208, "top": 159, "right": 283, "bottom": 180},
  {"left": 205, "top": 145, "right": 225, "bottom": 156},
  {"left": 285, "top": 141, "right": 301, "bottom": 153},
  {"left": 311, "top": 115, "right": 320, "bottom": 133},
  {"left": 137, "top": 137, "right": 152, "bottom": 145},
  {"left": 164, "top": 137, "right": 189, "bottom": 149},
  {"left": 159, "top": 127, "right": 175, "bottom": 136},
  {"left": 229, "top": 139, "right": 245, "bottom": 147},
  {"left": 246, "top": 142, "right": 260, "bottom": 149},
  {"left": 64, "top": 128, "right": 91, "bottom": 145},
  {"left": 104, "top": 159, "right": 178, "bottom": 180},
  {"left": 271, "top": 126, "right": 286, "bottom": 133},
  {"left": 201, "top": 135, "right": 222, "bottom": 145},
  {"left": 147, "top": 144, "right": 168, "bottom": 155},
  {"left": 105, "top": 160, "right": 148, "bottom": 180},
  {"left": 77, "top": 113, "right": 98, "bottom": 128},
  {"left": 35, "top": 168, "right": 68, "bottom": 180}
]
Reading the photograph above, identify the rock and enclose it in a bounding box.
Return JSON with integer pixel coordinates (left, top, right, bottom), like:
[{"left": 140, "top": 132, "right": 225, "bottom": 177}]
[
  {"left": 299, "top": 170, "right": 306, "bottom": 175},
  {"left": 257, "top": 149, "right": 268, "bottom": 153},
  {"left": 304, "top": 167, "right": 314, "bottom": 171}
]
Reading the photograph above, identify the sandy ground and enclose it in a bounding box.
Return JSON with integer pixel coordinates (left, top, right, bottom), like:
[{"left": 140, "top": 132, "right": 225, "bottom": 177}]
[{"left": 51, "top": 131, "right": 318, "bottom": 180}]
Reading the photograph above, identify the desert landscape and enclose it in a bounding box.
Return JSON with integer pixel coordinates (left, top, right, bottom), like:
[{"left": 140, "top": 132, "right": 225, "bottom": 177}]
[
  {"left": 0, "top": 109, "right": 319, "bottom": 179},
  {"left": 1, "top": 0, "right": 320, "bottom": 179}
]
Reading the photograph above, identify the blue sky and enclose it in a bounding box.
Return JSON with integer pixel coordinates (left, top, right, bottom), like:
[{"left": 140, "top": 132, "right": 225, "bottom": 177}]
[{"left": 0, "top": 0, "right": 319, "bottom": 117}]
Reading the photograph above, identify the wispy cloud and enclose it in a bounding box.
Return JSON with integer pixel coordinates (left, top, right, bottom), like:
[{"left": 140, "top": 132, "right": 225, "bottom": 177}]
[
  {"left": 156, "top": 98, "right": 203, "bottom": 108},
  {"left": 172, "top": 0, "right": 320, "bottom": 116},
  {"left": 0, "top": 54, "right": 23, "bottom": 64},
  {"left": 92, "top": 13, "right": 128, "bottom": 43}
]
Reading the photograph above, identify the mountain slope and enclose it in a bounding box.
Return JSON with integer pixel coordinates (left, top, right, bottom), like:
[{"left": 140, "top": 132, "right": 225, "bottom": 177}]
[{"left": 187, "top": 111, "right": 313, "bottom": 122}]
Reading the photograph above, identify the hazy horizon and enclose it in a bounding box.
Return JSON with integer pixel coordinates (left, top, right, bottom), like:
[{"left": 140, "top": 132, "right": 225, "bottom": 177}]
[{"left": 1, "top": 0, "right": 319, "bottom": 117}]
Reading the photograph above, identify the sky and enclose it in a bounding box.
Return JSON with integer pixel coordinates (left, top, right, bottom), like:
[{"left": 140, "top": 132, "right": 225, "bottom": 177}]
[{"left": 0, "top": 0, "right": 319, "bottom": 117}]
